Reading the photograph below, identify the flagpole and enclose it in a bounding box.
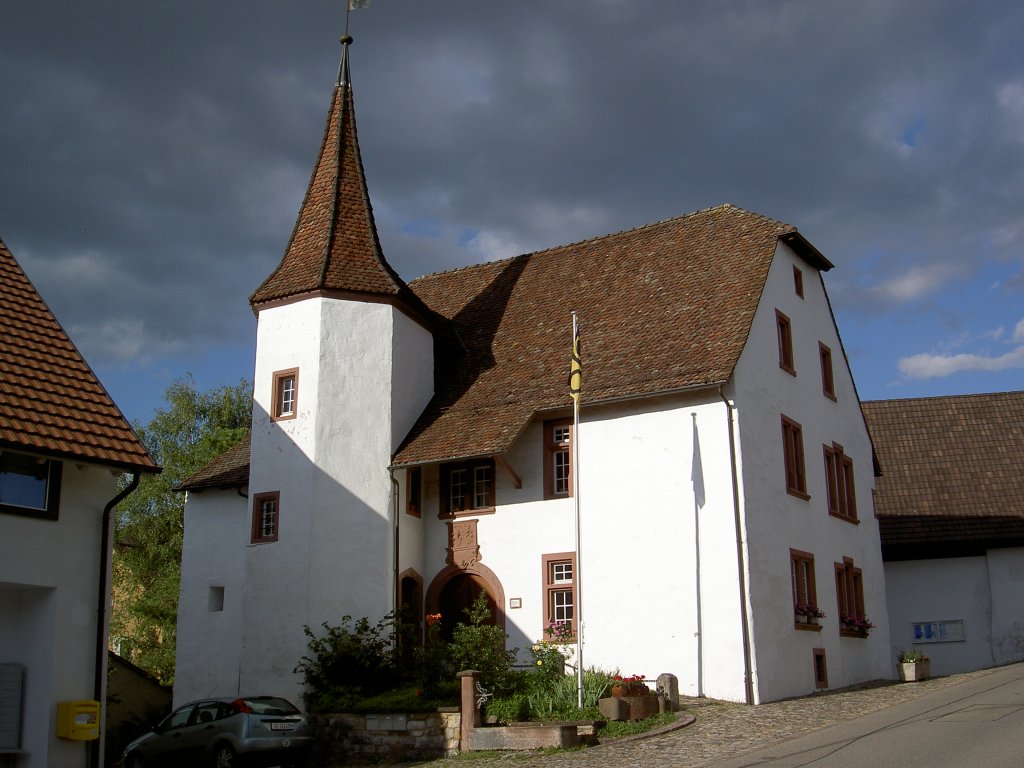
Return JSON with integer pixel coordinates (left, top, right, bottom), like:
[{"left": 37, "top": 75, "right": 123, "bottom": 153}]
[{"left": 570, "top": 311, "right": 584, "bottom": 709}]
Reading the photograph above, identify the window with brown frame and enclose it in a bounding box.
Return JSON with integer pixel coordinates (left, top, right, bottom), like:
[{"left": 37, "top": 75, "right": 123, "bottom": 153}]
[
  {"left": 793, "top": 266, "right": 804, "bottom": 298},
  {"left": 813, "top": 648, "right": 828, "bottom": 688},
  {"left": 272, "top": 368, "right": 299, "bottom": 421},
  {"left": 543, "top": 419, "right": 573, "bottom": 500},
  {"left": 406, "top": 467, "right": 422, "bottom": 517},
  {"left": 776, "top": 310, "right": 795, "bottom": 375},
  {"left": 251, "top": 491, "right": 280, "bottom": 544},
  {"left": 791, "top": 549, "right": 820, "bottom": 630},
  {"left": 542, "top": 552, "right": 577, "bottom": 640},
  {"left": 781, "top": 415, "right": 808, "bottom": 499},
  {"left": 819, "top": 343, "right": 836, "bottom": 400},
  {"left": 835, "top": 557, "right": 867, "bottom": 636},
  {"left": 440, "top": 459, "right": 495, "bottom": 517},
  {"left": 824, "top": 443, "right": 857, "bottom": 522}
]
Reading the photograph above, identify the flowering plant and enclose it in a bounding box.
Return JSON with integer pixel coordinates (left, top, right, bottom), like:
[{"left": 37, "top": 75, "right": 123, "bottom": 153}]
[
  {"left": 543, "top": 621, "right": 575, "bottom": 643},
  {"left": 794, "top": 603, "right": 826, "bottom": 620},
  {"left": 841, "top": 615, "right": 874, "bottom": 634},
  {"left": 611, "top": 674, "right": 648, "bottom": 694},
  {"left": 425, "top": 613, "right": 442, "bottom": 626}
]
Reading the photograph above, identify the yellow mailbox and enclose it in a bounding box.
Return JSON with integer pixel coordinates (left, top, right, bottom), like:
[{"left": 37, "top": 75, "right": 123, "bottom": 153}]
[{"left": 56, "top": 700, "right": 100, "bottom": 741}]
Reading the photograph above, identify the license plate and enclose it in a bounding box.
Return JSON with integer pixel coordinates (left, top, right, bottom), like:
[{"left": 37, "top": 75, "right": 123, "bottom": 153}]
[{"left": 270, "top": 722, "right": 297, "bottom": 731}]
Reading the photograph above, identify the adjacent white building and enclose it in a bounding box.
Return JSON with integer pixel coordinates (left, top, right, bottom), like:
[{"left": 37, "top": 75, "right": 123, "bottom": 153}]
[
  {"left": 176, "top": 41, "right": 891, "bottom": 708},
  {"left": 864, "top": 392, "right": 1024, "bottom": 677},
  {"left": 0, "top": 238, "right": 157, "bottom": 768}
]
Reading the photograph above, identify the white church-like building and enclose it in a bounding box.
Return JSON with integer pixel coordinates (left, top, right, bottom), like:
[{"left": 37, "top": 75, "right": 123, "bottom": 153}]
[{"left": 175, "top": 38, "right": 891, "bottom": 708}]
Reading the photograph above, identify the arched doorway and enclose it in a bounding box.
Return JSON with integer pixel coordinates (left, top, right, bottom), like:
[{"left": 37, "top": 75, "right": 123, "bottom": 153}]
[{"left": 426, "top": 563, "right": 506, "bottom": 642}]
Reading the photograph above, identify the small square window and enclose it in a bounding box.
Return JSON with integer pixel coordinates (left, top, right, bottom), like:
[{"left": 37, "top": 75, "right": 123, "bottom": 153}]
[
  {"left": 272, "top": 368, "right": 299, "bottom": 421},
  {"left": 208, "top": 586, "right": 225, "bottom": 612}
]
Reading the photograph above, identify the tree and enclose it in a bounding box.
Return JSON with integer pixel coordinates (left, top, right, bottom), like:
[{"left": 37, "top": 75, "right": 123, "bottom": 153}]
[{"left": 111, "top": 375, "right": 251, "bottom": 684}]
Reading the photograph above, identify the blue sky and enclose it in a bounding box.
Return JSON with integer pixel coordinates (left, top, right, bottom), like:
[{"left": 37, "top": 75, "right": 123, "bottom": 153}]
[{"left": 1, "top": 1, "right": 1022, "bottom": 425}]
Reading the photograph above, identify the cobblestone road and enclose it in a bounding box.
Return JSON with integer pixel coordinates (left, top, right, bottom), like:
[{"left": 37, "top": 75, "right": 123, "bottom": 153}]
[{"left": 394, "top": 666, "right": 1004, "bottom": 768}]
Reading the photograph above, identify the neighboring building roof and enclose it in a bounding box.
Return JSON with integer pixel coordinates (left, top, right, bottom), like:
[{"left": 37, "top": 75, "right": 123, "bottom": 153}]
[
  {"left": 0, "top": 237, "right": 157, "bottom": 473},
  {"left": 393, "top": 204, "right": 830, "bottom": 466},
  {"left": 863, "top": 391, "right": 1024, "bottom": 558},
  {"left": 176, "top": 433, "right": 250, "bottom": 491},
  {"left": 249, "top": 46, "right": 440, "bottom": 335}
]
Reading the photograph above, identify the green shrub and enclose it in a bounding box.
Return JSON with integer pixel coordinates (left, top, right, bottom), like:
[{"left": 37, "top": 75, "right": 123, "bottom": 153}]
[
  {"left": 447, "top": 595, "right": 519, "bottom": 695},
  {"left": 294, "top": 614, "right": 399, "bottom": 712}
]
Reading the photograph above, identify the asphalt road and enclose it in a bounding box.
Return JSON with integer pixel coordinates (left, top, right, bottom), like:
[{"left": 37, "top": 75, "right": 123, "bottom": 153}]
[{"left": 707, "top": 662, "right": 1024, "bottom": 768}]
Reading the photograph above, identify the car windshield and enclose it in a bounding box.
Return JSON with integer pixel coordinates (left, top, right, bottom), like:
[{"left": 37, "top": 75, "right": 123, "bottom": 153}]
[{"left": 242, "top": 697, "right": 299, "bottom": 716}]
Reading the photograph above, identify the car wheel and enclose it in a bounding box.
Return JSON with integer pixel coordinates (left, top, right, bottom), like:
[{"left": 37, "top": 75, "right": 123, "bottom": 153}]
[
  {"left": 125, "top": 753, "right": 146, "bottom": 768},
  {"left": 213, "top": 742, "right": 238, "bottom": 768}
]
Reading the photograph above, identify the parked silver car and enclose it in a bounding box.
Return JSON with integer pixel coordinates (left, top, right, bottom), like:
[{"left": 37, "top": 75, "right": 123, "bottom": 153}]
[{"left": 120, "top": 696, "right": 311, "bottom": 768}]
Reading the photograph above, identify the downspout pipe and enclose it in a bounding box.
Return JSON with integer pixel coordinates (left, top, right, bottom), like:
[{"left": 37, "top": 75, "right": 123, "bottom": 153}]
[
  {"left": 389, "top": 469, "right": 400, "bottom": 621},
  {"left": 92, "top": 471, "right": 142, "bottom": 768},
  {"left": 720, "top": 388, "right": 755, "bottom": 705}
]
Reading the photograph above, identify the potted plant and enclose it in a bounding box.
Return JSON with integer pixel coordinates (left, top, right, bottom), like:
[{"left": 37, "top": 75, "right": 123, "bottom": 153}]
[
  {"left": 840, "top": 615, "right": 874, "bottom": 636},
  {"left": 898, "top": 649, "right": 930, "bottom": 682},
  {"left": 795, "top": 604, "right": 826, "bottom": 625},
  {"left": 610, "top": 674, "right": 648, "bottom": 696}
]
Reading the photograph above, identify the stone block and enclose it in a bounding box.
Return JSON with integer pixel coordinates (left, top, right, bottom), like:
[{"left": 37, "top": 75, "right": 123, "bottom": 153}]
[{"left": 657, "top": 673, "right": 680, "bottom": 711}]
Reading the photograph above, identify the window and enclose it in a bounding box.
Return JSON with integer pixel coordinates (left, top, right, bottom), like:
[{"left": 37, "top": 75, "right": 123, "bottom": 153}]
[
  {"left": 819, "top": 343, "right": 836, "bottom": 400},
  {"left": 543, "top": 420, "right": 573, "bottom": 500},
  {"left": 781, "top": 415, "right": 808, "bottom": 499},
  {"left": 0, "top": 451, "right": 62, "bottom": 520},
  {"left": 406, "top": 467, "right": 422, "bottom": 517},
  {"left": 208, "top": 586, "right": 225, "bottom": 612},
  {"left": 791, "top": 549, "right": 820, "bottom": 629},
  {"left": 542, "top": 552, "right": 577, "bottom": 639},
  {"left": 776, "top": 310, "right": 795, "bottom": 374},
  {"left": 823, "top": 443, "right": 857, "bottom": 522},
  {"left": 813, "top": 648, "right": 828, "bottom": 688},
  {"left": 835, "top": 557, "right": 867, "bottom": 636},
  {"left": 440, "top": 459, "right": 495, "bottom": 517},
  {"left": 793, "top": 266, "right": 804, "bottom": 298},
  {"left": 272, "top": 368, "right": 299, "bottom": 421},
  {"left": 251, "top": 491, "right": 280, "bottom": 543}
]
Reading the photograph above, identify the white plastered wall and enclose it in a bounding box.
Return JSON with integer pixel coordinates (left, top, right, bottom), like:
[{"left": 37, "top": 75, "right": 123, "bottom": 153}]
[
  {"left": 0, "top": 460, "right": 120, "bottom": 768},
  {"left": 731, "top": 242, "right": 891, "bottom": 701},
  {"left": 228, "top": 297, "right": 433, "bottom": 706},
  {"left": 405, "top": 392, "right": 752, "bottom": 702}
]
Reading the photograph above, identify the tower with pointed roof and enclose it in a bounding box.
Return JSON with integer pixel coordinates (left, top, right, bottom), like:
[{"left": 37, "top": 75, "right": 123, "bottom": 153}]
[{"left": 237, "top": 36, "right": 436, "bottom": 696}]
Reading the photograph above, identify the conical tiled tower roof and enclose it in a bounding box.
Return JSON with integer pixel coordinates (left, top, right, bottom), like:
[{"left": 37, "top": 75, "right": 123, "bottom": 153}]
[{"left": 251, "top": 40, "right": 432, "bottom": 325}]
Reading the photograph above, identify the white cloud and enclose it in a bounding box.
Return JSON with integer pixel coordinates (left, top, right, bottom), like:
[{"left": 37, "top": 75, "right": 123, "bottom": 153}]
[
  {"left": 898, "top": 345, "right": 1024, "bottom": 379},
  {"left": 1013, "top": 318, "right": 1024, "bottom": 343},
  {"left": 872, "top": 262, "right": 962, "bottom": 303}
]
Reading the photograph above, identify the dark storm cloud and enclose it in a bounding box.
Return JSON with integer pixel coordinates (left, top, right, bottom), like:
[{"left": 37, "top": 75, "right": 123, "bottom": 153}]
[{"left": 1, "top": 0, "right": 1022, "bottom": 388}]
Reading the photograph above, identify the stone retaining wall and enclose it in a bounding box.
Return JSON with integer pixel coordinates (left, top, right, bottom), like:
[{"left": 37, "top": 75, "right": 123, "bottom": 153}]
[{"left": 310, "top": 709, "right": 460, "bottom": 765}]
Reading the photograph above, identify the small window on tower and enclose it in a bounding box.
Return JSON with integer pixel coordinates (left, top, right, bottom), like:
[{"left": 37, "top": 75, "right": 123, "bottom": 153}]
[
  {"left": 251, "top": 491, "right": 280, "bottom": 544},
  {"left": 272, "top": 368, "right": 299, "bottom": 421}
]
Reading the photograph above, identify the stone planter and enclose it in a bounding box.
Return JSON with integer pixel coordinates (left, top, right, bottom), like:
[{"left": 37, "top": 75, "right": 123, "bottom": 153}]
[{"left": 899, "top": 659, "right": 930, "bottom": 682}]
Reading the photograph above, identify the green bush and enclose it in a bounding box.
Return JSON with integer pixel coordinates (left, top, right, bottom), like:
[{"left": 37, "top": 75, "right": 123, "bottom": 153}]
[
  {"left": 447, "top": 595, "right": 519, "bottom": 695},
  {"left": 294, "top": 614, "right": 399, "bottom": 711}
]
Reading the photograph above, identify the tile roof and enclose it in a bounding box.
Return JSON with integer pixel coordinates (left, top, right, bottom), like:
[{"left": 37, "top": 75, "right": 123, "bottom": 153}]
[
  {"left": 0, "top": 238, "right": 157, "bottom": 472},
  {"left": 176, "top": 433, "right": 250, "bottom": 491},
  {"left": 249, "top": 51, "right": 437, "bottom": 332},
  {"left": 863, "top": 391, "right": 1024, "bottom": 553},
  {"left": 393, "top": 204, "right": 826, "bottom": 466}
]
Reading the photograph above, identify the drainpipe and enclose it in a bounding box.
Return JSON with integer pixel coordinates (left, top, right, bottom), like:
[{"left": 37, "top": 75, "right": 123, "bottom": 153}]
[
  {"left": 91, "top": 471, "right": 142, "bottom": 768},
  {"left": 389, "top": 469, "right": 400, "bottom": 619},
  {"left": 720, "top": 389, "right": 755, "bottom": 705}
]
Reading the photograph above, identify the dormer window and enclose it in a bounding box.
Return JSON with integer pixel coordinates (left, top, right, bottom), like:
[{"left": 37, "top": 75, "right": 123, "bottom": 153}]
[
  {"left": 440, "top": 459, "right": 495, "bottom": 517},
  {"left": 272, "top": 368, "right": 299, "bottom": 421}
]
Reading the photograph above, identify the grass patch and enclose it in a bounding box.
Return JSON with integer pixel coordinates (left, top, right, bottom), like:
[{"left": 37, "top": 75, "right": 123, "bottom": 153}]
[{"left": 597, "top": 711, "right": 678, "bottom": 739}]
